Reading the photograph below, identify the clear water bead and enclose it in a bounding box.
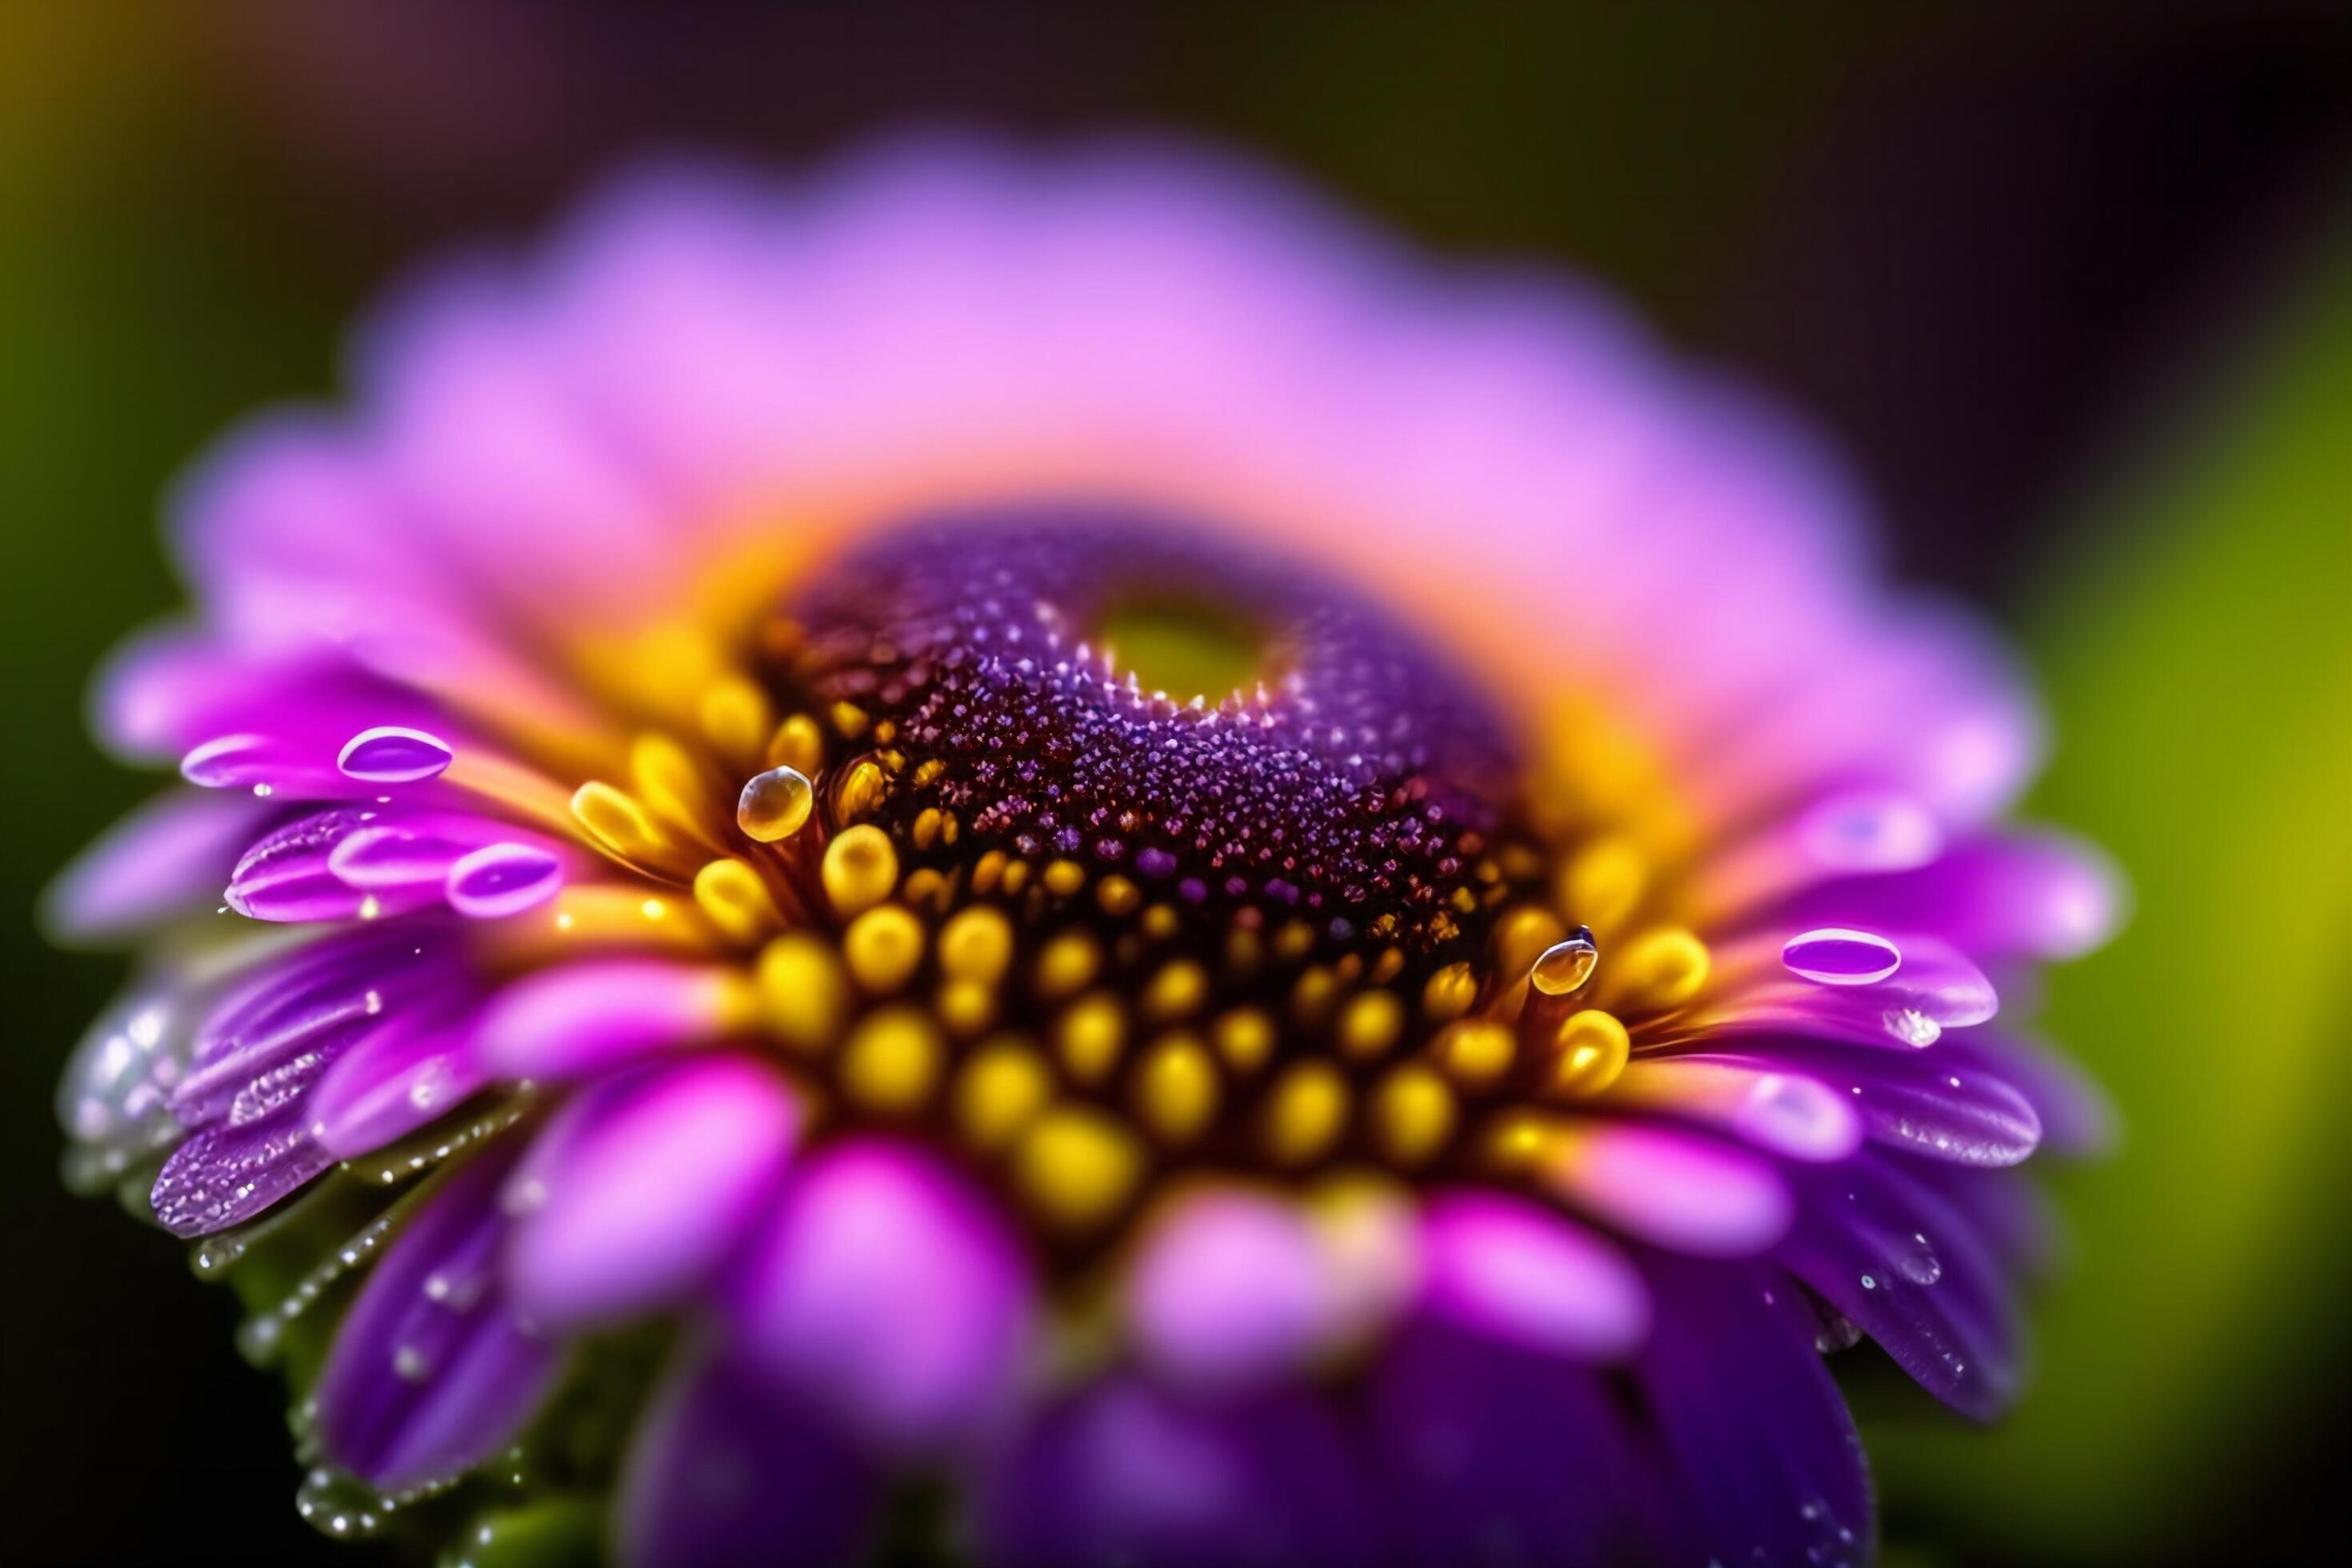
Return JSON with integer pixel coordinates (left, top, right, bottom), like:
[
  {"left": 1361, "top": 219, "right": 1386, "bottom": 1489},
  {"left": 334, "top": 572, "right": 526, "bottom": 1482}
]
[
  {"left": 1530, "top": 927, "right": 1599, "bottom": 996},
  {"left": 736, "top": 765, "right": 815, "bottom": 842}
]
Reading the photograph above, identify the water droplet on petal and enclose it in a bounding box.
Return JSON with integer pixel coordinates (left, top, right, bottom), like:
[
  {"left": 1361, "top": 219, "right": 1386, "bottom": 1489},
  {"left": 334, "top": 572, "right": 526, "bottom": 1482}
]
[
  {"left": 736, "top": 765, "right": 815, "bottom": 842},
  {"left": 1882, "top": 1006, "right": 1942, "bottom": 1047},
  {"left": 446, "top": 842, "right": 563, "bottom": 918},
  {"left": 338, "top": 726, "right": 454, "bottom": 784},
  {"left": 1529, "top": 927, "right": 1598, "bottom": 996},
  {"left": 1782, "top": 927, "right": 1902, "bottom": 986}
]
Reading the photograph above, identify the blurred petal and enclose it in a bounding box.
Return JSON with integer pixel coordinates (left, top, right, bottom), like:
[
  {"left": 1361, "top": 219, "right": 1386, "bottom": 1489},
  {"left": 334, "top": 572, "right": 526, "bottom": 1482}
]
[{"left": 1416, "top": 1190, "right": 1649, "bottom": 1362}]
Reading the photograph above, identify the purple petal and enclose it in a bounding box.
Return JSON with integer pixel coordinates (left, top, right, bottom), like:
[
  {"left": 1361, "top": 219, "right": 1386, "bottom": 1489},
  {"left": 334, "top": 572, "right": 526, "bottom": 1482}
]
[
  {"left": 338, "top": 726, "right": 454, "bottom": 783},
  {"left": 616, "top": 1342, "right": 878, "bottom": 1568},
  {"left": 306, "top": 1010, "right": 487, "bottom": 1159},
  {"left": 40, "top": 787, "right": 276, "bottom": 945},
  {"left": 152, "top": 1097, "right": 337, "bottom": 1237},
  {"left": 316, "top": 1144, "right": 562, "bottom": 1490},
  {"left": 1687, "top": 1042, "right": 2042, "bottom": 1167},
  {"left": 226, "top": 808, "right": 449, "bottom": 922},
  {"left": 1416, "top": 1190, "right": 1649, "bottom": 1362},
  {"left": 733, "top": 1139, "right": 1032, "bottom": 1452},
  {"left": 1778, "top": 1154, "right": 2022, "bottom": 1418},
  {"left": 1781, "top": 829, "right": 2124, "bottom": 963},
  {"left": 1536, "top": 1122, "right": 1794, "bottom": 1257},
  {"left": 446, "top": 842, "right": 566, "bottom": 918},
  {"left": 1941, "top": 1028, "right": 2117, "bottom": 1157},
  {"left": 505, "top": 1055, "right": 798, "bottom": 1335},
  {"left": 1366, "top": 1317, "right": 1650, "bottom": 1564},
  {"left": 474, "top": 961, "right": 746, "bottom": 1079},
  {"left": 1125, "top": 1187, "right": 1340, "bottom": 1392},
  {"left": 981, "top": 1378, "right": 1381, "bottom": 1568},
  {"left": 1609, "top": 1057, "right": 1864, "bottom": 1162},
  {"left": 1636, "top": 1257, "right": 1874, "bottom": 1566}
]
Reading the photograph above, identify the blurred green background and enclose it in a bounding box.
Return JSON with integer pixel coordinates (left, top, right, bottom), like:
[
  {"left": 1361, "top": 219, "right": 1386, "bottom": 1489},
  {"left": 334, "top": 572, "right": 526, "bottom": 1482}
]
[{"left": 5, "top": 4, "right": 2347, "bottom": 1562}]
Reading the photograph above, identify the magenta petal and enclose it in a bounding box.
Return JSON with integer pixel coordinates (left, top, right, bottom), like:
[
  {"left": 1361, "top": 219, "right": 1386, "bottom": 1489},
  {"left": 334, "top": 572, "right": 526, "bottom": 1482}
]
[
  {"left": 306, "top": 1011, "right": 487, "bottom": 1159},
  {"left": 1783, "top": 829, "right": 2124, "bottom": 963},
  {"left": 1416, "top": 1190, "right": 1648, "bottom": 1362},
  {"left": 316, "top": 1146, "right": 562, "bottom": 1490},
  {"left": 1538, "top": 1122, "right": 1794, "bottom": 1258},
  {"left": 41, "top": 786, "right": 275, "bottom": 944},
  {"left": 474, "top": 961, "right": 742, "bottom": 1079},
  {"left": 1126, "top": 1189, "right": 1338, "bottom": 1392},
  {"left": 152, "top": 1101, "right": 336, "bottom": 1237},
  {"left": 505, "top": 1055, "right": 799, "bottom": 1334},
  {"left": 226, "top": 808, "right": 446, "bottom": 922},
  {"left": 617, "top": 1341, "right": 878, "bottom": 1568},
  {"left": 733, "top": 1138, "right": 1032, "bottom": 1452},
  {"left": 981, "top": 1378, "right": 1382, "bottom": 1568}
]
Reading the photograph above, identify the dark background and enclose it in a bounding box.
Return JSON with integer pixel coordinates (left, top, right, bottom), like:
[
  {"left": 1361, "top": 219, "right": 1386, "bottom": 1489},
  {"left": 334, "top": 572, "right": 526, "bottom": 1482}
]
[{"left": 5, "top": 3, "right": 2348, "bottom": 1562}]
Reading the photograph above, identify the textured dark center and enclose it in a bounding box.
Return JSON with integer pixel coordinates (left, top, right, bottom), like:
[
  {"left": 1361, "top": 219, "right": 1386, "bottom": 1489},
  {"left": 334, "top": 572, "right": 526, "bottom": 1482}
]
[{"left": 780, "top": 508, "right": 1515, "bottom": 951}]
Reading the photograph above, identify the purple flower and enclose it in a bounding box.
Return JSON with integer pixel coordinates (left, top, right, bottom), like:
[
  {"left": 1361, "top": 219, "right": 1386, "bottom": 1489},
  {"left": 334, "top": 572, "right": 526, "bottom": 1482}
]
[{"left": 51, "top": 139, "right": 2120, "bottom": 1566}]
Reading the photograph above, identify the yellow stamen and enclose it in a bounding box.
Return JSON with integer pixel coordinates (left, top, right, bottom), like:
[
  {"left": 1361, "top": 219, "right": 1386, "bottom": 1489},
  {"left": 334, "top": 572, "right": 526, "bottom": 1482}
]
[
  {"left": 1559, "top": 834, "right": 1647, "bottom": 933},
  {"left": 1055, "top": 991, "right": 1127, "bottom": 1086},
  {"left": 698, "top": 674, "right": 772, "bottom": 766},
  {"left": 842, "top": 904, "right": 926, "bottom": 994},
  {"left": 1033, "top": 930, "right": 1101, "bottom": 1001},
  {"left": 1607, "top": 926, "right": 1711, "bottom": 1013},
  {"left": 1541, "top": 1009, "right": 1631, "bottom": 1099},
  {"left": 1372, "top": 1064, "right": 1457, "bottom": 1167},
  {"left": 1434, "top": 1018, "right": 1516, "bottom": 1089},
  {"left": 937, "top": 978, "right": 998, "bottom": 1038},
  {"left": 839, "top": 1006, "right": 942, "bottom": 1114},
  {"left": 1131, "top": 1032, "right": 1218, "bottom": 1145},
  {"left": 954, "top": 1038, "right": 1052, "bottom": 1151},
  {"left": 755, "top": 932, "right": 849, "bottom": 1054},
  {"left": 938, "top": 906, "right": 1014, "bottom": 985},
  {"left": 1014, "top": 1106, "right": 1143, "bottom": 1231},
  {"left": 1422, "top": 962, "right": 1478, "bottom": 1022},
  {"left": 1042, "top": 859, "right": 1087, "bottom": 898},
  {"left": 1335, "top": 989, "right": 1405, "bottom": 1061},
  {"left": 1290, "top": 965, "right": 1344, "bottom": 1031},
  {"left": 766, "top": 713, "right": 825, "bottom": 775},
  {"left": 1141, "top": 959, "right": 1210, "bottom": 1024},
  {"left": 1096, "top": 874, "right": 1142, "bottom": 918},
  {"left": 1262, "top": 1060, "right": 1348, "bottom": 1168},
  {"left": 829, "top": 701, "right": 871, "bottom": 739},
  {"left": 631, "top": 732, "right": 714, "bottom": 838},
  {"left": 835, "top": 759, "right": 889, "bottom": 822},
  {"left": 570, "top": 780, "right": 666, "bottom": 862},
  {"left": 1211, "top": 1006, "right": 1275, "bottom": 1074},
  {"left": 820, "top": 824, "right": 898, "bottom": 916},
  {"left": 692, "top": 858, "right": 782, "bottom": 944}
]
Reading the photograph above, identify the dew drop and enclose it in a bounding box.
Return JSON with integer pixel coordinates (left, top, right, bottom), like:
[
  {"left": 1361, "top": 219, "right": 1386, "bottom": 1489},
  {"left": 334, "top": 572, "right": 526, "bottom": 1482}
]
[
  {"left": 447, "top": 842, "right": 563, "bottom": 918},
  {"left": 1529, "top": 927, "right": 1600, "bottom": 997},
  {"left": 737, "top": 765, "right": 816, "bottom": 842},
  {"left": 1782, "top": 927, "right": 1902, "bottom": 986},
  {"left": 338, "top": 726, "right": 454, "bottom": 784},
  {"left": 1882, "top": 1006, "right": 1942, "bottom": 1048}
]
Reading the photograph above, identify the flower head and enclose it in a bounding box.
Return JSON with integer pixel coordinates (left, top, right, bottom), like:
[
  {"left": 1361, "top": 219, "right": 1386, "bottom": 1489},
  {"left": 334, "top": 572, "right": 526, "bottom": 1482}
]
[{"left": 52, "top": 140, "right": 2118, "bottom": 1566}]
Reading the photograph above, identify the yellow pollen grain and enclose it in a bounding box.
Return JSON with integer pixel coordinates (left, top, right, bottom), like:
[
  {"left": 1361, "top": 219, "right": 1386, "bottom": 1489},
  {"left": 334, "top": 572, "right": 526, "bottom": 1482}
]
[
  {"left": 1370, "top": 947, "right": 1406, "bottom": 986},
  {"left": 1543, "top": 1009, "right": 1630, "bottom": 1099},
  {"left": 842, "top": 904, "right": 926, "bottom": 994},
  {"left": 1225, "top": 927, "right": 1264, "bottom": 978},
  {"left": 698, "top": 674, "right": 773, "bottom": 765},
  {"left": 955, "top": 1038, "right": 1051, "bottom": 1151},
  {"left": 1034, "top": 930, "right": 1101, "bottom": 1002},
  {"left": 692, "top": 858, "right": 782, "bottom": 945},
  {"left": 836, "top": 759, "right": 890, "bottom": 822},
  {"left": 570, "top": 780, "right": 666, "bottom": 862},
  {"left": 1096, "top": 874, "right": 1142, "bottom": 918},
  {"left": 1131, "top": 1033, "right": 1218, "bottom": 1145},
  {"left": 1290, "top": 966, "right": 1345, "bottom": 1031},
  {"left": 631, "top": 732, "right": 714, "bottom": 838},
  {"left": 1610, "top": 926, "right": 1711, "bottom": 1013},
  {"left": 829, "top": 701, "right": 872, "bottom": 740},
  {"left": 970, "top": 850, "right": 1009, "bottom": 896},
  {"left": 1482, "top": 1109, "right": 1558, "bottom": 1172},
  {"left": 755, "top": 931, "right": 849, "bottom": 1054},
  {"left": 1372, "top": 1064, "right": 1457, "bottom": 1168},
  {"left": 1262, "top": 1060, "right": 1349, "bottom": 1168},
  {"left": 838, "top": 1006, "right": 942, "bottom": 1114},
  {"left": 937, "top": 978, "right": 998, "bottom": 1038},
  {"left": 820, "top": 824, "right": 898, "bottom": 916},
  {"left": 998, "top": 859, "right": 1032, "bottom": 896},
  {"left": 1422, "top": 962, "right": 1479, "bottom": 1022},
  {"left": 1434, "top": 1018, "right": 1516, "bottom": 1090},
  {"left": 1141, "top": 959, "right": 1210, "bottom": 1024},
  {"left": 1055, "top": 990, "right": 1128, "bottom": 1086},
  {"left": 1559, "top": 834, "right": 1647, "bottom": 933},
  {"left": 1211, "top": 1007, "right": 1275, "bottom": 1074},
  {"left": 911, "top": 806, "right": 945, "bottom": 850},
  {"left": 1014, "top": 1106, "right": 1143, "bottom": 1232},
  {"left": 938, "top": 906, "right": 1014, "bottom": 985},
  {"left": 766, "top": 713, "right": 825, "bottom": 775},
  {"left": 1273, "top": 921, "right": 1318, "bottom": 964},
  {"left": 1042, "top": 859, "right": 1087, "bottom": 898},
  {"left": 1336, "top": 989, "right": 1406, "bottom": 1062},
  {"left": 1492, "top": 904, "right": 1568, "bottom": 979},
  {"left": 1141, "top": 904, "right": 1181, "bottom": 941}
]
